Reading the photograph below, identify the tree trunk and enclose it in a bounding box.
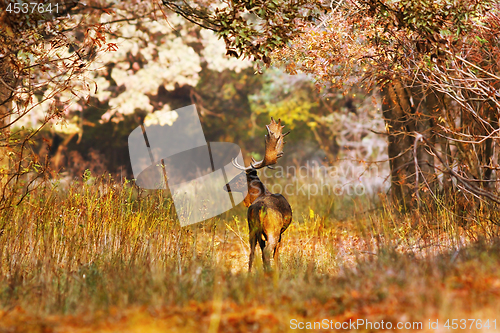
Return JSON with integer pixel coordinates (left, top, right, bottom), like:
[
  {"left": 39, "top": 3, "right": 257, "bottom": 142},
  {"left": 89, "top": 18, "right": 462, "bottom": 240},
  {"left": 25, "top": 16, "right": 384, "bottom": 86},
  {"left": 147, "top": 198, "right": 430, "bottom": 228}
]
[
  {"left": 0, "top": 60, "right": 12, "bottom": 180},
  {"left": 381, "top": 81, "right": 414, "bottom": 208},
  {"left": 381, "top": 79, "right": 436, "bottom": 209}
]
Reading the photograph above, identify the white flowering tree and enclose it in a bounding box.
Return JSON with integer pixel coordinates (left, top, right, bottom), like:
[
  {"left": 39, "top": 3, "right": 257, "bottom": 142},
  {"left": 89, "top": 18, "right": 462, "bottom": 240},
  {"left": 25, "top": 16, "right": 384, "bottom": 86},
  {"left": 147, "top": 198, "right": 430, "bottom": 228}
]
[
  {"left": 1, "top": 0, "right": 252, "bottom": 208},
  {"left": 1, "top": 0, "right": 119, "bottom": 208}
]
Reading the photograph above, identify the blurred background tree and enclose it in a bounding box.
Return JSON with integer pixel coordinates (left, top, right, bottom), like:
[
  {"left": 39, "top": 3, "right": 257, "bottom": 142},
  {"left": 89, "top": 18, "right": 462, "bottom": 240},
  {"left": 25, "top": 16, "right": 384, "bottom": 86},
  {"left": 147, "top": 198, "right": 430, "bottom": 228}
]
[
  {"left": 0, "top": 0, "right": 115, "bottom": 207},
  {"left": 1, "top": 0, "right": 392, "bottom": 209},
  {"left": 163, "top": 0, "right": 500, "bottom": 212}
]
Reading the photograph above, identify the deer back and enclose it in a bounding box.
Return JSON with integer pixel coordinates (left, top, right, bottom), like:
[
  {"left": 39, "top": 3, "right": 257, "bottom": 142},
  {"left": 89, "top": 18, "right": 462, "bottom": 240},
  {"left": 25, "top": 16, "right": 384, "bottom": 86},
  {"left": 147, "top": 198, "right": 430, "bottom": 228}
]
[{"left": 248, "top": 193, "right": 292, "bottom": 239}]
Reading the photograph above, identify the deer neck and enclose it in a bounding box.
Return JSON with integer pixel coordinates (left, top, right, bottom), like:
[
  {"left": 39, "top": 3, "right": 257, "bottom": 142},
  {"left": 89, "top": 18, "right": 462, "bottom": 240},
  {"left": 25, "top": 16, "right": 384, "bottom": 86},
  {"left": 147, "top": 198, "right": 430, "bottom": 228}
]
[{"left": 244, "top": 176, "right": 270, "bottom": 207}]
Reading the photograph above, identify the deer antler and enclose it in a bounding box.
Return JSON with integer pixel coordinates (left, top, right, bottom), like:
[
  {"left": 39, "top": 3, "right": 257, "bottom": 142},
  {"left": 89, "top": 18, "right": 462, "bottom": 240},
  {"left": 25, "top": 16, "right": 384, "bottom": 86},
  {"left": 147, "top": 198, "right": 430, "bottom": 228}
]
[
  {"left": 232, "top": 117, "right": 290, "bottom": 172},
  {"left": 252, "top": 117, "right": 290, "bottom": 168}
]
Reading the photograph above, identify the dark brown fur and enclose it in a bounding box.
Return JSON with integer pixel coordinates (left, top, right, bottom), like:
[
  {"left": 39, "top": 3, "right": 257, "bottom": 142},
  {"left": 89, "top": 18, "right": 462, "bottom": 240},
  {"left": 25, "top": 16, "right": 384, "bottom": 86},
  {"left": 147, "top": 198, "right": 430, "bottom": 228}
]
[{"left": 225, "top": 170, "right": 292, "bottom": 271}]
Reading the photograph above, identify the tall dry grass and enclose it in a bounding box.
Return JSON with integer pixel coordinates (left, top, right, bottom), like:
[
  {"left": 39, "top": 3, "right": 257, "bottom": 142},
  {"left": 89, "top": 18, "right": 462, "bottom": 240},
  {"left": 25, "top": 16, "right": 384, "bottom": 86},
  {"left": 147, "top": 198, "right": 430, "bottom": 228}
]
[{"left": 1, "top": 174, "right": 500, "bottom": 332}]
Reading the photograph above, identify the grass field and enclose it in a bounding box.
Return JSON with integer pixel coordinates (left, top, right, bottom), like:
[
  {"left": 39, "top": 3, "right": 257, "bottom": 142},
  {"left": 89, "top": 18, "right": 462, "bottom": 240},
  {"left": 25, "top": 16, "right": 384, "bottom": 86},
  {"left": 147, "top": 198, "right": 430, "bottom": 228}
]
[{"left": 1, "top": 176, "right": 500, "bottom": 332}]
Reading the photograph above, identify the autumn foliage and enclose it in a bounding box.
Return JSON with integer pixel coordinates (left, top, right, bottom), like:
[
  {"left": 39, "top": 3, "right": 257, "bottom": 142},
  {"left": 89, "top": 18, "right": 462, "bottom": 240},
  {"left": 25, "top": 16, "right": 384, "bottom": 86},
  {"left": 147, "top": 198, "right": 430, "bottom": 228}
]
[{"left": 2, "top": 0, "right": 500, "bottom": 332}]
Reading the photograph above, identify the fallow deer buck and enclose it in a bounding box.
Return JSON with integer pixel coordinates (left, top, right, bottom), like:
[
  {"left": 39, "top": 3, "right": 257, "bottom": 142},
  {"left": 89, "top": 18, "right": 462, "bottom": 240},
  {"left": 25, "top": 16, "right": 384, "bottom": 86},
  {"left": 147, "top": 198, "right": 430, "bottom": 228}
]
[{"left": 224, "top": 118, "right": 292, "bottom": 272}]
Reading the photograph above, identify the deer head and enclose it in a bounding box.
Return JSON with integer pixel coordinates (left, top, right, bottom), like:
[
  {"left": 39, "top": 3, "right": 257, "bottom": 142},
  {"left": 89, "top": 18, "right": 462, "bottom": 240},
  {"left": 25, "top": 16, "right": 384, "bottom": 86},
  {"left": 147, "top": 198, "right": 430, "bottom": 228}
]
[{"left": 224, "top": 117, "right": 290, "bottom": 206}]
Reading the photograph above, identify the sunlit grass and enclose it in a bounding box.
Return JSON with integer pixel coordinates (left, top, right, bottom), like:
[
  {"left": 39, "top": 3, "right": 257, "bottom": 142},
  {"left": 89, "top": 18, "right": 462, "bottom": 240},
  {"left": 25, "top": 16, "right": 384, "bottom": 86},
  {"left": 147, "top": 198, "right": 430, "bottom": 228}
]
[{"left": 1, "top": 175, "right": 500, "bottom": 332}]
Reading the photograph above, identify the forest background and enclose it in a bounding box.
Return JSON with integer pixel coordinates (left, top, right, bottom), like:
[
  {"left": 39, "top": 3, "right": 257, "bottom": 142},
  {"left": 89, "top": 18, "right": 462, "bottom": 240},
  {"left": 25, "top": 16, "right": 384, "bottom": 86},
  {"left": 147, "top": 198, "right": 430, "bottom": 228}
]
[{"left": 2, "top": 0, "right": 500, "bottom": 332}]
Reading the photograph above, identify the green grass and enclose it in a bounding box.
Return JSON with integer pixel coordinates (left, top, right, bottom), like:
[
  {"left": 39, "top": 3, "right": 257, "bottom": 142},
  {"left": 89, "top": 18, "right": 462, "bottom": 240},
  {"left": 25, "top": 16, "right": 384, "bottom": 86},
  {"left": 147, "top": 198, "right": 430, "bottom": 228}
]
[{"left": 1, "top": 176, "right": 500, "bottom": 332}]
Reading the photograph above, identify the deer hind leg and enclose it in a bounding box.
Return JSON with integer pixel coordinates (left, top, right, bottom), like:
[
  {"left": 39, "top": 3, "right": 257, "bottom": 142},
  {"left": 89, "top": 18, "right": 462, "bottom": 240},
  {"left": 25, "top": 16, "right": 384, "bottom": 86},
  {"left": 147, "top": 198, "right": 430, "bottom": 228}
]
[
  {"left": 273, "top": 239, "right": 281, "bottom": 271},
  {"left": 262, "top": 235, "right": 278, "bottom": 272},
  {"left": 248, "top": 231, "right": 258, "bottom": 272},
  {"left": 256, "top": 233, "right": 270, "bottom": 272}
]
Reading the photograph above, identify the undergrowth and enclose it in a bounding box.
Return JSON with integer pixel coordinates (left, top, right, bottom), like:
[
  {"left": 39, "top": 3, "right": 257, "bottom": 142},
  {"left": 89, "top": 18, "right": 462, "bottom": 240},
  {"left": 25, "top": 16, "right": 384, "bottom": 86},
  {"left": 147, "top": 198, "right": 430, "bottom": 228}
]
[{"left": 1, "top": 175, "right": 500, "bottom": 332}]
